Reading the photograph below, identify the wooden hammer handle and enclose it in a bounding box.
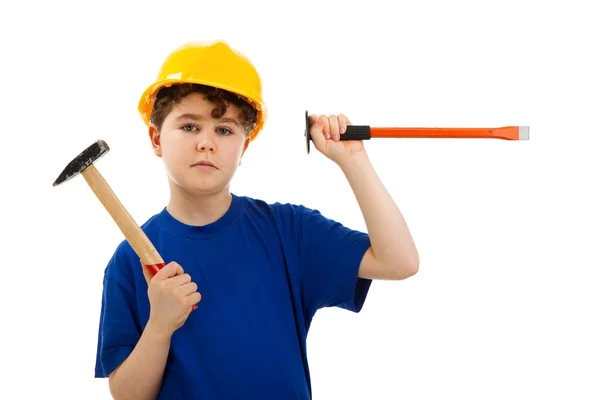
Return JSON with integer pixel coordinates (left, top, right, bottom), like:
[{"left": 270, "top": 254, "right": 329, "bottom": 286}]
[{"left": 81, "top": 164, "right": 164, "bottom": 268}]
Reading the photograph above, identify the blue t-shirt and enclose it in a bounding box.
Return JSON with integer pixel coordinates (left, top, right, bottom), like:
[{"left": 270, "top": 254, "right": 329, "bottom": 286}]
[{"left": 94, "top": 194, "right": 372, "bottom": 399}]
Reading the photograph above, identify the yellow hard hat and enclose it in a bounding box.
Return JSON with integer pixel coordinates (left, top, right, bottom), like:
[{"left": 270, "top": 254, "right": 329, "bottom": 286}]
[{"left": 138, "top": 40, "right": 266, "bottom": 142}]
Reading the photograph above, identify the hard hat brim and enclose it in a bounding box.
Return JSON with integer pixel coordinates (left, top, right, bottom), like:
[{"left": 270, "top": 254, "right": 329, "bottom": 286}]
[{"left": 138, "top": 78, "right": 266, "bottom": 141}]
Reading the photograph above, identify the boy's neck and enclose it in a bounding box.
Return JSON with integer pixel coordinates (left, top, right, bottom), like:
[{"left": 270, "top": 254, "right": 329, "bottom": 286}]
[{"left": 166, "top": 184, "right": 233, "bottom": 227}]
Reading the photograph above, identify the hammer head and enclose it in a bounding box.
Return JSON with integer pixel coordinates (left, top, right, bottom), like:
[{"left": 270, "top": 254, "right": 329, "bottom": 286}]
[{"left": 52, "top": 140, "right": 110, "bottom": 187}]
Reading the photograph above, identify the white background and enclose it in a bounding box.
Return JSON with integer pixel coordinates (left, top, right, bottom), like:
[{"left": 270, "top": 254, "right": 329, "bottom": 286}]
[{"left": 2, "top": 0, "right": 599, "bottom": 398}]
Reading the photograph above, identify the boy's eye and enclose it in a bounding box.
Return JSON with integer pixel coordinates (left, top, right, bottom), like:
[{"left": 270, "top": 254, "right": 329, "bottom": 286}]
[
  {"left": 182, "top": 124, "right": 197, "bottom": 132},
  {"left": 217, "top": 127, "right": 233, "bottom": 135}
]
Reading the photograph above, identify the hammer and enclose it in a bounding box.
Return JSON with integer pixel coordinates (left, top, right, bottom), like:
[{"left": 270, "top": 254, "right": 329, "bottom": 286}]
[{"left": 52, "top": 140, "right": 196, "bottom": 309}]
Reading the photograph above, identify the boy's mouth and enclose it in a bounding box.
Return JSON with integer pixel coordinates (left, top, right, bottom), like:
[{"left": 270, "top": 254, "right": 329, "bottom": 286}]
[{"left": 192, "top": 160, "right": 218, "bottom": 169}]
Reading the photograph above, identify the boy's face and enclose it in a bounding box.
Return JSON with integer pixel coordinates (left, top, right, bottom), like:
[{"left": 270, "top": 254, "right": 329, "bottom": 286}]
[{"left": 149, "top": 92, "right": 248, "bottom": 196}]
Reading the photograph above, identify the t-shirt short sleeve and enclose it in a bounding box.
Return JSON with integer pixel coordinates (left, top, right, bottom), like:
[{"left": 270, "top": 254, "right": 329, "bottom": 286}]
[
  {"left": 295, "top": 205, "right": 372, "bottom": 316},
  {"left": 94, "top": 242, "right": 142, "bottom": 378}
]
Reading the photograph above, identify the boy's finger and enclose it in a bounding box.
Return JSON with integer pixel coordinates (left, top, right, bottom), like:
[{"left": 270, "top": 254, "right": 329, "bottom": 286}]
[
  {"left": 155, "top": 261, "right": 184, "bottom": 280},
  {"left": 310, "top": 115, "right": 329, "bottom": 147}
]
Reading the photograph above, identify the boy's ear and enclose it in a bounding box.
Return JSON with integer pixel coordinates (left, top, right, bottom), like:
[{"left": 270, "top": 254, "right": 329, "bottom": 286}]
[{"left": 149, "top": 124, "right": 162, "bottom": 157}]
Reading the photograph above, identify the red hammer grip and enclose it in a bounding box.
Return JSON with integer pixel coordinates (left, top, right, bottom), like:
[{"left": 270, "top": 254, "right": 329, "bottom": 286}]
[{"left": 145, "top": 262, "right": 165, "bottom": 276}]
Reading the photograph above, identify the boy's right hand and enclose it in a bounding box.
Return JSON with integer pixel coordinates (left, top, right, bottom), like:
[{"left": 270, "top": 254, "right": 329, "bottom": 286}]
[{"left": 141, "top": 261, "right": 201, "bottom": 337}]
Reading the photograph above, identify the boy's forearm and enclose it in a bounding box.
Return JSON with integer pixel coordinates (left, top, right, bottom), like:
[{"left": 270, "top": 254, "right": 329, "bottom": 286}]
[
  {"left": 109, "top": 322, "right": 172, "bottom": 400},
  {"left": 340, "top": 151, "right": 419, "bottom": 277}
]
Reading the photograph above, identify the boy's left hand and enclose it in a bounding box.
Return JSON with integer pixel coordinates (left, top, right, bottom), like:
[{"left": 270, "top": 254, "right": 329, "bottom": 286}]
[{"left": 308, "top": 113, "right": 365, "bottom": 166}]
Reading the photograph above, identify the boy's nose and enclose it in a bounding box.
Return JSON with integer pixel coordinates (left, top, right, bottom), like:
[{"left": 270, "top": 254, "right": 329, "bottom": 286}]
[
  {"left": 197, "top": 136, "right": 215, "bottom": 152},
  {"left": 198, "top": 143, "right": 214, "bottom": 152}
]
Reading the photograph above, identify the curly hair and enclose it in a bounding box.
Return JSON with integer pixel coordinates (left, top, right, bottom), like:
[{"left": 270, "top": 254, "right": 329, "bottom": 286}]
[{"left": 149, "top": 83, "right": 257, "bottom": 136}]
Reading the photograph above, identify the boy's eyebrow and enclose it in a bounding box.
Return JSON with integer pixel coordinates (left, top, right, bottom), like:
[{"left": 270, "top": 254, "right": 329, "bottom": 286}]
[{"left": 175, "top": 113, "right": 240, "bottom": 126}]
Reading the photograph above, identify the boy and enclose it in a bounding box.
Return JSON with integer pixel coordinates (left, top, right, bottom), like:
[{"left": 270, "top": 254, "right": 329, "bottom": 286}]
[{"left": 94, "top": 40, "right": 419, "bottom": 400}]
